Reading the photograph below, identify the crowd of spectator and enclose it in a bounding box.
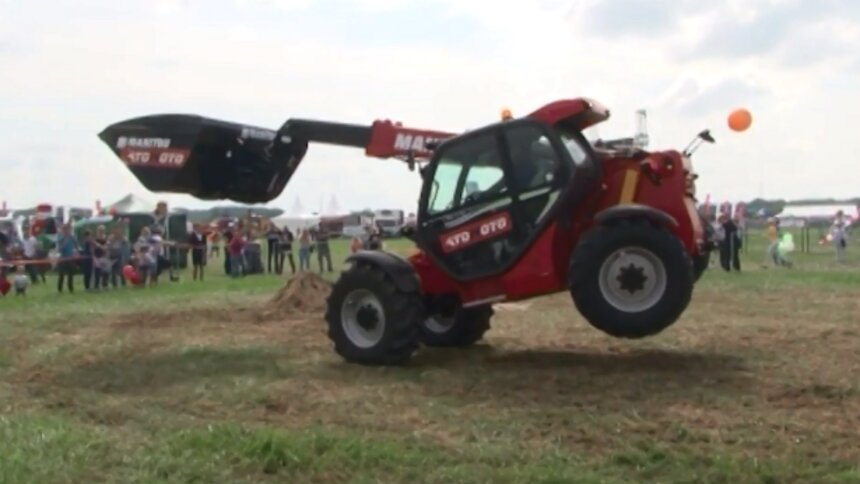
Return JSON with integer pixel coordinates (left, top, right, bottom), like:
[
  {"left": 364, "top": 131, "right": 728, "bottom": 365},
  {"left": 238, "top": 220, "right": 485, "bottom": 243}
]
[
  {"left": 0, "top": 214, "right": 390, "bottom": 297},
  {"left": 704, "top": 209, "right": 852, "bottom": 273}
]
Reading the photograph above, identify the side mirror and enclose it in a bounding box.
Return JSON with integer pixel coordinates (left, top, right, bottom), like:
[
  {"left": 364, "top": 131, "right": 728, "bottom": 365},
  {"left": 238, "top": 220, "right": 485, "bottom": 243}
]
[{"left": 683, "top": 129, "right": 716, "bottom": 157}]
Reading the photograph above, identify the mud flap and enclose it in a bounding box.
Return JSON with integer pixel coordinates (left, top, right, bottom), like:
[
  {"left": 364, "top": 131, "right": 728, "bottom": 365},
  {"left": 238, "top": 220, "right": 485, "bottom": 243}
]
[{"left": 98, "top": 114, "right": 307, "bottom": 204}]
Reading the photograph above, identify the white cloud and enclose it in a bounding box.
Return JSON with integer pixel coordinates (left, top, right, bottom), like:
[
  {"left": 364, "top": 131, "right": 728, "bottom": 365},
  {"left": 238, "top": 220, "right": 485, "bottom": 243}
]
[
  {"left": 0, "top": 0, "right": 858, "bottom": 214},
  {"left": 234, "top": 0, "right": 315, "bottom": 10}
]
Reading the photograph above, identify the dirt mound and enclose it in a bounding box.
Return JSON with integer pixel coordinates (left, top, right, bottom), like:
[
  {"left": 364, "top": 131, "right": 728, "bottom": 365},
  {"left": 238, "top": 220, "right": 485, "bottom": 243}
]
[{"left": 264, "top": 272, "right": 332, "bottom": 318}]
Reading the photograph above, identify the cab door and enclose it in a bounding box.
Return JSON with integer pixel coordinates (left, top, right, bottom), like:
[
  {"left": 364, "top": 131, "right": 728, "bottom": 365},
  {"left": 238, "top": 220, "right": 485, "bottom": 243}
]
[{"left": 415, "top": 119, "right": 575, "bottom": 281}]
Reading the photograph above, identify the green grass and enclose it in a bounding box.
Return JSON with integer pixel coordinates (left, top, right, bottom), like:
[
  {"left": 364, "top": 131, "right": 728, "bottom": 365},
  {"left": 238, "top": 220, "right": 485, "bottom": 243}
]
[{"left": 1, "top": 236, "right": 859, "bottom": 483}]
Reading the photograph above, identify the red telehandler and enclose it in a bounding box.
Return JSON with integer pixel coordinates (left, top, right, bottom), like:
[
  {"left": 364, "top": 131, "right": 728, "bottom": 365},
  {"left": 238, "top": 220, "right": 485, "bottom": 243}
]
[{"left": 99, "top": 98, "right": 716, "bottom": 365}]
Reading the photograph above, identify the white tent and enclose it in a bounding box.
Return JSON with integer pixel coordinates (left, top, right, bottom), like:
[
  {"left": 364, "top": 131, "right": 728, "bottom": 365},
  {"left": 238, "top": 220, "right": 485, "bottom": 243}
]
[
  {"left": 326, "top": 195, "right": 345, "bottom": 216},
  {"left": 290, "top": 198, "right": 305, "bottom": 216},
  {"left": 107, "top": 193, "right": 157, "bottom": 213},
  {"left": 779, "top": 204, "right": 857, "bottom": 221},
  {"left": 271, "top": 213, "right": 321, "bottom": 233}
]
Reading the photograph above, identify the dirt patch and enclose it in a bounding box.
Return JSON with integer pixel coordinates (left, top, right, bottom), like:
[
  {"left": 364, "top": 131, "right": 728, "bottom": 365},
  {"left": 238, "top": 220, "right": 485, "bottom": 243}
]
[
  {"left": 111, "top": 307, "right": 262, "bottom": 329},
  {"left": 262, "top": 272, "right": 332, "bottom": 319},
  {"left": 107, "top": 274, "right": 333, "bottom": 330}
]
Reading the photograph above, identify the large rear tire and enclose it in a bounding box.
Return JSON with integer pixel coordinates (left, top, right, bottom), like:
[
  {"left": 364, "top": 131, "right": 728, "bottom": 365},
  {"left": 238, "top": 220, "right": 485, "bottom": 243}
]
[
  {"left": 325, "top": 263, "right": 423, "bottom": 365},
  {"left": 419, "top": 305, "right": 493, "bottom": 347},
  {"left": 692, "top": 251, "right": 710, "bottom": 282},
  {"left": 569, "top": 219, "right": 694, "bottom": 339}
]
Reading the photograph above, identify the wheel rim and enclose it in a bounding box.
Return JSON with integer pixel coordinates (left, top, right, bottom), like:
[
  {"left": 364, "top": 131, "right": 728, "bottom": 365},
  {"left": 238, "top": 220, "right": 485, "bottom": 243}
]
[
  {"left": 340, "top": 289, "right": 385, "bottom": 348},
  {"left": 597, "top": 247, "right": 667, "bottom": 313},
  {"left": 424, "top": 315, "right": 456, "bottom": 334}
]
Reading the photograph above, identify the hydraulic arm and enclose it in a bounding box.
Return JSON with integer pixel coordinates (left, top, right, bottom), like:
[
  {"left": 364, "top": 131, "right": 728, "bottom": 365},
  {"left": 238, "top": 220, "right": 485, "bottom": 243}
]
[
  {"left": 98, "top": 114, "right": 454, "bottom": 204},
  {"left": 98, "top": 98, "right": 608, "bottom": 204}
]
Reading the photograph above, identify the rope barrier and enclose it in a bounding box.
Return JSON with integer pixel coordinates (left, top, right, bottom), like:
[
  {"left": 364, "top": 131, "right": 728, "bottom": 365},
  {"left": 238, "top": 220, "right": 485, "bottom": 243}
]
[{"left": 0, "top": 243, "right": 209, "bottom": 269}]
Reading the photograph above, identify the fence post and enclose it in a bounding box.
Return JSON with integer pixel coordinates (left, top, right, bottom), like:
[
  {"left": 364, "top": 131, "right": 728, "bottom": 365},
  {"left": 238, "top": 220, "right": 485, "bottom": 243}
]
[{"left": 802, "top": 226, "right": 807, "bottom": 253}]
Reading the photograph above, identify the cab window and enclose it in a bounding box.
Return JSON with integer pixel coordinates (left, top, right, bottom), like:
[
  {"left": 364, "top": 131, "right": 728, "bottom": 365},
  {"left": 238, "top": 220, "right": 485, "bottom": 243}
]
[
  {"left": 504, "top": 125, "right": 562, "bottom": 192},
  {"left": 426, "top": 132, "right": 504, "bottom": 216}
]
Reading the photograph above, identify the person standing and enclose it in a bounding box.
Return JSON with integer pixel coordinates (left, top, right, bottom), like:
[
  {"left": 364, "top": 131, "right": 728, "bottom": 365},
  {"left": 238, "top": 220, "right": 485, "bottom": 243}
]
[
  {"left": 315, "top": 225, "right": 333, "bottom": 273},
  {"left": 266, "top": 223, "right": 281, "bottom": 274},
  {"left": 13, "top": 265, "right": 29, "bottom": 296},
  {"left": 350, "top": 235, "right": 363, "bottom": 254},
  {"left": 92, "top": 225, "right": 111, "bottom": 290},
  {"left": 0, "top": 227, "right": 9, "bottom": 258},
  {"left": 149, "top": 227, "right": 165, "bottom": 286},
  {"left": 764, "top": 217, "right": 784, "bottom": 267},
  {"left": 228, "top": 230, "right": 246, "bottom": 278},
  {"left": 189, "top": 224, "right": 207, "bottom": 281},
  {"left": 277, "top": 226, "right": 295, "bottom": 275},
  {"left": 79, "top": 230, "right": 95, "bottom": 291},
  {"left": 55, "top": 224, "right": 79, "bottom": 293},
  {"left": 365, "top": 224, "right": 382, "bottom": 251},
  {"left": 21, "top": 232, "right": 40, "bottom": 285},
  {"left": 223, "top": 226, "right": 234, "bottom": 276},
  {"left": 718, "top": 213, "right": 742, "bottom": 272},
  {"left": 208, "top": 230, "right": 221, "bottom": 259},
  {"left": 831, "top": 210, "right": 848, "bottom": 264},
  {"left": 108, "top": 225, "right": 129, "bottom": 288},
  {"left": 134, "top": 227, "right": 156, "bottom": 287},
  {"left": 297, "top": 229, "right": 311, "bottom": 272},
  {"left": 153, "top": 201, "right": 169, "bottom": 232}
]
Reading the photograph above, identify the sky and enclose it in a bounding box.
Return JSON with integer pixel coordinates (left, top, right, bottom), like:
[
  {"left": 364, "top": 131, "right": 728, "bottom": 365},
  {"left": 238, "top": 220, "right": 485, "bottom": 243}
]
[{"left": 1, "top": 0, "right": 858, "bottom": 214}]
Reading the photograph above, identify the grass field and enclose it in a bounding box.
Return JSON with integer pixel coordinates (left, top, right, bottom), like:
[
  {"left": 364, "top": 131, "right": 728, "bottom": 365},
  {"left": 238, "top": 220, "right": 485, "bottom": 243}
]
[{"left": 1, "top": 232, "right": 859, "bottom": 483}]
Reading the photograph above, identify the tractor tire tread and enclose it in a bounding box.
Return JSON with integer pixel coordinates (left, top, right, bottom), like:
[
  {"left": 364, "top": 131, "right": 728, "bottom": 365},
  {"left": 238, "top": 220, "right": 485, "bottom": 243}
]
[
  {"left": 419, "top": 305, "right": 494, "bottom": 347},
  {"left": 569, "top": 218, "right": 693, "bottom": 339},
  {"left": 325, "top": 263, "right": 422, "bottom": 365}
]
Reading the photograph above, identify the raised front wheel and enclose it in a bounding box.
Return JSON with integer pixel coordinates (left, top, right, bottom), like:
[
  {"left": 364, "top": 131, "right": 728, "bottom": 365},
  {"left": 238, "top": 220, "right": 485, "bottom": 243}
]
[
  {"left": 569, "top": 219, "right": 694, "bottom": 338},
  {"left": 325, "top": 263, "right": 423, "bottom": 365}
]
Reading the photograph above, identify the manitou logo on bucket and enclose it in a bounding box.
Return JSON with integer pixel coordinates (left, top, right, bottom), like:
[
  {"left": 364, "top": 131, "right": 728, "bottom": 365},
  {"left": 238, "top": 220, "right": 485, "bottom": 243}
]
[
  {"left": 120, "top": 148, "right": 190, "bottom": 169},
  {"left": 393, "top": 133, "right": 446, "bottom": 154},
  {"left": 240, "top": 127, "right": 276, "bottom": 141},
  {"left": 116, "top": 137, "right": 172, "bottom": 149},
  {"left": 439, "top": 211, "right": 513, "bottom": 254}
]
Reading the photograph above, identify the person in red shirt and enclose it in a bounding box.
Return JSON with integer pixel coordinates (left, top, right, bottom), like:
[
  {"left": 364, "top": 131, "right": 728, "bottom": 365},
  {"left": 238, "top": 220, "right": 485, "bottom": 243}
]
[{"left": 228, "top": 232, "right": 246, "bottom": 278}]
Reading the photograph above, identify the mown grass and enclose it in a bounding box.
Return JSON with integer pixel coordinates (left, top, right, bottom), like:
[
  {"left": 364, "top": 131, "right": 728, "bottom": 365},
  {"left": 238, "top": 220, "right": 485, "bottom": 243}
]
[{"left": 1, "top": 235, "right": 859, "bottom": 483}]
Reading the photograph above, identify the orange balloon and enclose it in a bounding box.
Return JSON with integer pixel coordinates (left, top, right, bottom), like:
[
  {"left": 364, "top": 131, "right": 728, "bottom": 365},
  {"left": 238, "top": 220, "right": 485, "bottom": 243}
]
[
  {"left": 728, "top": 108, "right": 752, "bottom": 132},
  {"left": 501, "top": 107, "right": 512, "bottom": 120}
]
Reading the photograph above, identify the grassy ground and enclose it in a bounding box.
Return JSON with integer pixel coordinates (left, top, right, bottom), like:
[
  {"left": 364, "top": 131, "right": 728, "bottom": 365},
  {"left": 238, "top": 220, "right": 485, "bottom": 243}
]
[{"left": 1, "top": 234, "right": 859, "bottom": 483}]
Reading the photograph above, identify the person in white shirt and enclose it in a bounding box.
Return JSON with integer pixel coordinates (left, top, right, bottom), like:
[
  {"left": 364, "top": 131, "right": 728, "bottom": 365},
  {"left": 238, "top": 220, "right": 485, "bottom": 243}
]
[
  {"left": 831, "top": 210, "right": 848, "bottom": 263},
  {"left": 22, "top": 234, "right": 37, "bottom": 259},
  {"left": 134, "top": 227, "right": 157, "bottom": 287},
  {"left": 22, "top": 233, "right": 40, "bottom": 283}
]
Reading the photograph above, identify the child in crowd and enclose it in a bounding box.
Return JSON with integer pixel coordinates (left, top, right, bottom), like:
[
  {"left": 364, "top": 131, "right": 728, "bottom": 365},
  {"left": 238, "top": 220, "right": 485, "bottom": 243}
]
[
  {"left": 134, "top": 227, "right": 157, "bottom": 287},
  {"left": 13, "top": 265, "right": 29, "bottom": 296},
  {"left": 350, "top": 235, "right": 363, "bottom": 254}
]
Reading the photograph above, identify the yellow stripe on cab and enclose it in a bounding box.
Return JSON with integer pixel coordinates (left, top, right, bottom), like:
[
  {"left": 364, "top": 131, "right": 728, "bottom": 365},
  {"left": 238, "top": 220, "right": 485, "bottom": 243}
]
[{"left": 619, "top": 168, "right": 640, "bottom": 204}]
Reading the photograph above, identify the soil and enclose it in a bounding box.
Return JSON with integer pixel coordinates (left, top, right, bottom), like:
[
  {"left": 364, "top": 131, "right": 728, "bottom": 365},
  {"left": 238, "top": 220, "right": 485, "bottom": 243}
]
[{"left": 263, "top": 272, "right": 332, "bottom": 318}]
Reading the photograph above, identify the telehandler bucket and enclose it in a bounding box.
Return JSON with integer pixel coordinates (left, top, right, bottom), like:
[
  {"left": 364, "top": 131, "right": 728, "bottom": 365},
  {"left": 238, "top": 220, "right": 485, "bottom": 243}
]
[{"left": 98, "top": 114, "right": 308, "bottom": 204}]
